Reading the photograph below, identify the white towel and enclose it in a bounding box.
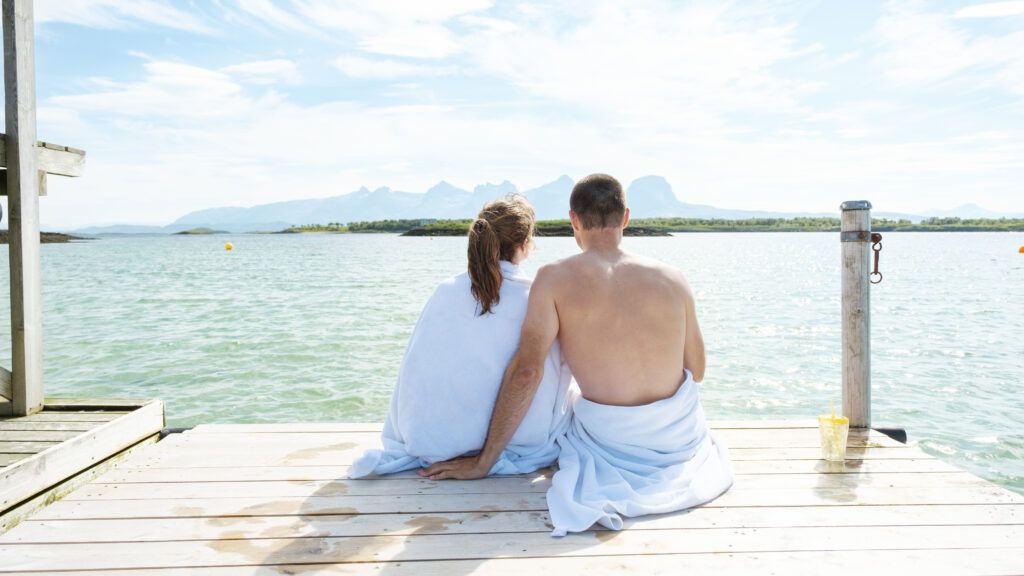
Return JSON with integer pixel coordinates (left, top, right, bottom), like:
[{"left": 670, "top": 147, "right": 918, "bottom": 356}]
[
  {"left": 350, "top": 261, "right": 573, "bottom": 478},
  {"left": 547, "top": 370, "right": 733, "bottom": 536}
]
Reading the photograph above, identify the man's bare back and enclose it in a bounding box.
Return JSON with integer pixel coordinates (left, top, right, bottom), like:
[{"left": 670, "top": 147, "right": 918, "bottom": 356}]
[
  {"left": 542, "top": 248, "right": 704, "bottom": 406},
  {"left": 421, "top": 173, "right": 707, "bottom": 480}
]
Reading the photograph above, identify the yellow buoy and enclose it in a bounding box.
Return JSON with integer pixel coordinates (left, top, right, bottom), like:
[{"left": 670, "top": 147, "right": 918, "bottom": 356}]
[{"left": 225, "top": 243, "right": 233, "bottom": 250}]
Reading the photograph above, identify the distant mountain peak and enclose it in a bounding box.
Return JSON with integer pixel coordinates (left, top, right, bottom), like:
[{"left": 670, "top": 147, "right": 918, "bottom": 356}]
[
  {"left": 426, "top": 181, "right": 468, "bottom": 196},
  {"left": 473, "top": 180, "right": 518, "bottom": 195}
]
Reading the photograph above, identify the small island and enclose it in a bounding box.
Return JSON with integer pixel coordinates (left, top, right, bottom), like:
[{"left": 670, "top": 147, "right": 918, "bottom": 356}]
[
  {"left": 175, "top": 227, "right": 230, "bottom": 235},
  {"left": 0, "top": 231, "right": 90, "bottom": 244}
]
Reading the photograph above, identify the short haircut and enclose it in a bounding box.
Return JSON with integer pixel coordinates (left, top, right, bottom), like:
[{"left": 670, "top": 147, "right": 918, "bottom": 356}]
[{"left": 570, "top": 174, "right": 627, "bottom": 229}]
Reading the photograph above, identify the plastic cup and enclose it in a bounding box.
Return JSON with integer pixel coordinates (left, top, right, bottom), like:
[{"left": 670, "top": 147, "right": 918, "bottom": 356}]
[{"left": 818, "top": 414, "right": 850, "bottom": 462}]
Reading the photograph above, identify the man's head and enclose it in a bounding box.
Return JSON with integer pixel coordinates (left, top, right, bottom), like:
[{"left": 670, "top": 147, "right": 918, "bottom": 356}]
[{"left": 569, "top": 174, "right": 627, "bottom": 230}]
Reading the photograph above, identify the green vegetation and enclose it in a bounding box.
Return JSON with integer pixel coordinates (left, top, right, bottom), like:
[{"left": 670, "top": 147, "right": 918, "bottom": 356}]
[
  {"left": 630, "top": 217, "right": 842, "bottom": 232},
  {"left": 896, "top": 217, "right": 1024, "bottom": 231},
  {"left": 348, "top": 219, "right": 427, "bottom": 232},
  {"left": 630, "top": 216, "right": 1024, "bottom": 232},
  {"left": 416, "top": 219, "right": 472, "bottom": 232},
  {"left": 280, "top": 222, "right": 349, "bottom": 233},
  {"left": 175, "top": 227, "right": 229, "bottom": 235}
]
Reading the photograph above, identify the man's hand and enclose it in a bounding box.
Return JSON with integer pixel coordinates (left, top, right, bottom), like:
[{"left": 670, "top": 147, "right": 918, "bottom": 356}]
[{"left": 419, "top": 455, "right": 490, "bottom": 480}]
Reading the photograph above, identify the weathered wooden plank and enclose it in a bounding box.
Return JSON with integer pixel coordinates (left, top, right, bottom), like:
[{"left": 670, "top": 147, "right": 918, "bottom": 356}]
[
  {"left": 3, "top": 411, "right": 130, "bottom": 423},
  {"left": 44, "top": 398, "right": 153, "bottom": 410},
  {"left": 64, "top": 471, "right": 998, "bottom": 501},
  {"left": 118, "top": 440, "right": 925, "bottom": 471},
  {"left": 31, "top": 480, "right": 1023, "bottom": 521},
  {"left": 5, "top": 0, "right": 44, "bottom": 417},
  {"left": 0, "top": 366, "right": 11, "bottom": 401},
  {"left": 0, "top": 436, "right": 158, "bottom": 535},
  {"left": 0, "top": 421, "right": 102, "bottom": 432},
  {"left": 6, "top": 549, "right": 1023, "bottom": 576},
  {"left": 0, "top": 430, "right": 80, "bottom": 441},
  {"left": 95, "top": 457, "right": 960, "bottom": 484},
  {"left": 3, "top": 525, "right": 1023, "bottom": 572},
  {"left": 7, "top": 504, "right": 1022, "bottom": 545},
  {"left": 0, "top": 400, "right": 164, "bottom": 511},
  {"left": 0, "top": 140, "right": 85, "bottom": 178},
  {"left": 0, "top": 453, "right": 27, "bottom": 466},
  {"left": 727, "top": 446, "right": 925, "bottom": 460},
  {"left": 0, "top": 440, "right": 59, "bottom": 453}
]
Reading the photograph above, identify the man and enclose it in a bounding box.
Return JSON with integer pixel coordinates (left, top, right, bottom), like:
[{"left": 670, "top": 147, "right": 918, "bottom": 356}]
[{"left": 421, "top": 174, "right": 733, "bottom": 535}]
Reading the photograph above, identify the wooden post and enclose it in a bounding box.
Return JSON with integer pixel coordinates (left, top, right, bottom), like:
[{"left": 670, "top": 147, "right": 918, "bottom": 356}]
[
  {"left": 840, "top": 201, "right": 871, "bottom": 428},
  {"left": 3, "top": 0, "right": 43, "bottom": 416}
]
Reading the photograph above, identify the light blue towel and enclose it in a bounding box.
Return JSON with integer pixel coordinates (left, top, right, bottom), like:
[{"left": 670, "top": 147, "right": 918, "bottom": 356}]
[
  {"left": 547, "top": 370, "right": 733, "bottom": 536},
  {"left": 350, "top": 261, "right": 573, "bottom": 478}
]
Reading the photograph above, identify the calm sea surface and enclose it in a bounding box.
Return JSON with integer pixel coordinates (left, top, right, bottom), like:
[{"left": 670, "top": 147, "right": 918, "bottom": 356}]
[{"left": 0, "top": 232, "right": 1021, "bottom": 494}]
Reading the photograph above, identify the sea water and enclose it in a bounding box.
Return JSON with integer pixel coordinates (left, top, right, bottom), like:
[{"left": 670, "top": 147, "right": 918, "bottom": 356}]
[{"left": 0, "top": 231, "right": 1020, "bottom": 494}]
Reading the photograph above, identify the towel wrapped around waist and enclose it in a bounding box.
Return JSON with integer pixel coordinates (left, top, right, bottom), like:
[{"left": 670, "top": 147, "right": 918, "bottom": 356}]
[
  {"left": 350, "top": 261, "right": 573, "bottom": 478},
  {"left": 547, "top": 370, "right": 733, "bottom": 536}
]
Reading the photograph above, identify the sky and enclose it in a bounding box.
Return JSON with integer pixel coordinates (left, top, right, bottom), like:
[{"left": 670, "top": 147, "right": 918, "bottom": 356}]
[{"left": 5, "top": 0, "right": 1024, "bottom": 228}]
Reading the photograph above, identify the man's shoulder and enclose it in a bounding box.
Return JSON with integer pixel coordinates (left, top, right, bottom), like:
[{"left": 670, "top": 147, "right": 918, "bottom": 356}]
[{"left": 622, "top": 250, "right": 685, "bottom": 277}]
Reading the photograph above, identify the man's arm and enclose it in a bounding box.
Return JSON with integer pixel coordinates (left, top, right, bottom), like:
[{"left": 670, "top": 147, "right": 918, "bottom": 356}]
[
  {"left": 681, "top": 276, "right": 706, "bottom": 383},
  {"left": 419, "top": 266, "right": 561, "bottom": 480}
]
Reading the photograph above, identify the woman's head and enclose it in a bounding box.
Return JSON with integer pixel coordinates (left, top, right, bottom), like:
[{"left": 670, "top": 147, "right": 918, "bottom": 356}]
[{"left": 467, "top": 194, "right": 535, "bottom": 315}]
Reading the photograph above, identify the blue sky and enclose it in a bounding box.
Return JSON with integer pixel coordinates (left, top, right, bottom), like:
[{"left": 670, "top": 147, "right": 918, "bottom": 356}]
[{"left": 9, "top": 0, "right": 1024, "bottom": 227}]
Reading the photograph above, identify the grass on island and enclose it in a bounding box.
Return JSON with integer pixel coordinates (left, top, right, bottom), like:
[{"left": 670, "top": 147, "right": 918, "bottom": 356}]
[
  {"left": 175, "top": 227, "right": 230, "bottom": 235},
  {"left": 280, "top": 216, "right": 1024, "bottom": 235}
]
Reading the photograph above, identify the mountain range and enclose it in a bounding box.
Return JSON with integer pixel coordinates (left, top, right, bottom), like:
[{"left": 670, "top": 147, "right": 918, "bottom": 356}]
[{"left": 69, "top": 175, "right": 1021, "bottom": 235}]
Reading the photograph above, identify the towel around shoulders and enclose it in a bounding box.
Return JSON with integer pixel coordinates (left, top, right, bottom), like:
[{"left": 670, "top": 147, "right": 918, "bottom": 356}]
[{"left": 350, "top": 261, "right": 573, "bottom": 478}]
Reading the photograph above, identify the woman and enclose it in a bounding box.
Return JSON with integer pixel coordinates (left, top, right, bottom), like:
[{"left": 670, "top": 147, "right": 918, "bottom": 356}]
[{"left": 350, "top": 194, "right": 572, "bottom": 477}]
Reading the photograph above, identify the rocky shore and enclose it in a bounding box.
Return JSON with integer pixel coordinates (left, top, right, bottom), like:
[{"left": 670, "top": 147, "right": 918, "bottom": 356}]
[{"left": 0, "top": 231, "right": 91, "bottom": 244}]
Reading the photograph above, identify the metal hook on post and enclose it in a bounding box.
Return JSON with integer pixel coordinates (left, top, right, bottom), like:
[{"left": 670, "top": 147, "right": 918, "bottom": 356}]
[{"left": 870, "top": 232, "right": 883, "bottom": 284}]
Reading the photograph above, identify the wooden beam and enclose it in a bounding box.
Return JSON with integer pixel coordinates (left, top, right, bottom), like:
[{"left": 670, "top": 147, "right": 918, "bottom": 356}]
[
  {"left": 0, "top": 169, "right": 45, "bottom": 196},
  {"left": 0, "top": 365, "right": 11, "bottom": 401},
  {"left": 4, "top": 0, "right": 44, "bottom": 417},
  {"left": 0, "top": 139, "right": 86, "bottom": 178},
  {"left": 0, "top": 399, "right": 164, "bottom": 513}
]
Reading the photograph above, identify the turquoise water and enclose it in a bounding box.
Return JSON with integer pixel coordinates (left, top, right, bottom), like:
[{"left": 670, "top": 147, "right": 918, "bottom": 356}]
[{"left": 1, "top": 232, "right": 1021, "bottom": 494}]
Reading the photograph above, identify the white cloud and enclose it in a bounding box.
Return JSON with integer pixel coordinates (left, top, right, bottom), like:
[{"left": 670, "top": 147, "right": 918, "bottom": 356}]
[
  {"left": 459, "top": 15, "right": 519, "bottom": 33},
  {"left": 293, "top": 0, "right": 491, "bottom": 58},
  {"left": 955, "top": 1, "right": 1024, "bottom": 18},
  {"left": 222, "top": 59, "right": 302, "bottom": 85},
  {"left": 36, "top": 0, "right": 213, "bottom": 33},
  {"left": 333, "top": 55, "right": 457, "bottom": 79},
  {"left": 461, "top": 1, "right": 818, "bottom": 135},
  {"left": 229, "top": 0, "right": 314, "bottom": 32},
  {"left": 49, "top": 60, "right": 251, "bottom": 119},
  {"left": 874, "top": 1, "right": 1024, "bottom": 95}
]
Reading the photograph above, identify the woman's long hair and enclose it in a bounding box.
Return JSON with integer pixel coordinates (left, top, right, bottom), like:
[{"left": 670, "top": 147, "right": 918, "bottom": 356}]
[{"left": 467, "top": 194, "right": 535, "bottom": 315}]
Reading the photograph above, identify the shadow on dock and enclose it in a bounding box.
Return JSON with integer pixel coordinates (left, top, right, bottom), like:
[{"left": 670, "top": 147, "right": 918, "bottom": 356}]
[{"left": 202, "top": 468, "right": 610, "bottom": 574}]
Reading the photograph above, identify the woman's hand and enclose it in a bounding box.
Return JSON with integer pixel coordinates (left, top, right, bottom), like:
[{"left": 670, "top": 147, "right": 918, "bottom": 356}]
[{"left": 419, "top": 456, "right": 490, "bottom": 480}]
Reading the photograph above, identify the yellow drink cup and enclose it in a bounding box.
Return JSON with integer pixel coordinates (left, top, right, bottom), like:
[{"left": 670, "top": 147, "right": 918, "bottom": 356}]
[{"left": 818, "top": 414, "right": 850, "bottom": 462}]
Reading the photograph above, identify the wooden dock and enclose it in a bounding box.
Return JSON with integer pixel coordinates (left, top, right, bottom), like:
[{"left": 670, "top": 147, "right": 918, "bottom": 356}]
[
  {"left": 1, "top": 421, "right": 1021, "bottom": 574},
  {"left": 0, "top": 399, "right": 164, "bottom": 533}
]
